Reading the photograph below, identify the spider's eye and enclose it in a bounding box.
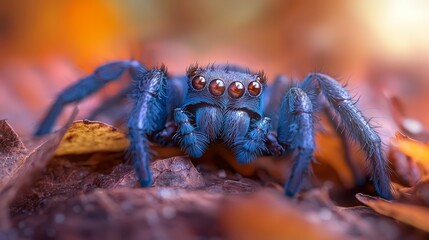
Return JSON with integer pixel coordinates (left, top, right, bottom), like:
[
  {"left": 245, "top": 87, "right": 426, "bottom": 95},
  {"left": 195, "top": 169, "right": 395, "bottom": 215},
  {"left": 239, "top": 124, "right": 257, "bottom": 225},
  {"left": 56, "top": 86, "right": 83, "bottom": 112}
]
[
  {"left": 228, "top": 81, "right": 245, "bottom": 98},
  {"left": 248, "top": 81, "right": 262, "bottom": 96},
  {"left": 209, "top": 79, "right": 225, "bottom": 96},
  {"left": 191, "top": 75, "right": 207, "bottom": 90}
]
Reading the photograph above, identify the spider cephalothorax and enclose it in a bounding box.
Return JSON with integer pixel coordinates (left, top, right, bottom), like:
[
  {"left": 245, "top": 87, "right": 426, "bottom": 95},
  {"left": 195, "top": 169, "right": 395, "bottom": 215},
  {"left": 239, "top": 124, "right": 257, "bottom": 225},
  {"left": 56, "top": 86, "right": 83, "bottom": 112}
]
[{"left": 35, "top": 61, "right": 392, "bottom": 199}]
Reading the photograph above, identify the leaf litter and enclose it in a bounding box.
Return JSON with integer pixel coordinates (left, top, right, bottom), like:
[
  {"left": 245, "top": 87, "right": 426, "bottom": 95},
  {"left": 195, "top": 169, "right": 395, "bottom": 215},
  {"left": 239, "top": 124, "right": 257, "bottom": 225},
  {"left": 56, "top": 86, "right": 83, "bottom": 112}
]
[
  {"left": 0, "top": 108, "right": 76, "bottom": 231},
  {"left": 1, "top": 111, "right": 429, "bottom": 239}
]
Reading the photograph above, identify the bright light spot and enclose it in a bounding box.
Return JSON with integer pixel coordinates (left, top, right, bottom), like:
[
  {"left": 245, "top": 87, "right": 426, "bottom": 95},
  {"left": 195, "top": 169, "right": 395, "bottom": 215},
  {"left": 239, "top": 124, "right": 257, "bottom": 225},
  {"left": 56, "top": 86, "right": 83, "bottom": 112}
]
[{"left": 353, "top": 0, "right": 429, "bottom": 59}]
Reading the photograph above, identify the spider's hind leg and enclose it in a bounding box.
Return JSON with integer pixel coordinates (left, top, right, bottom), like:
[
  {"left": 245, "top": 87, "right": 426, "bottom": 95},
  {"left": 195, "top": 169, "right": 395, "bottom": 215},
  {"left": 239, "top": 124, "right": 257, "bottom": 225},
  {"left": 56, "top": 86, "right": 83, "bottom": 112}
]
[
  {"left": 34, "top": 61, "right": 146, "bottom": 135},
  {"left": 301, "top": 73, "right": 392, "bottom": 199}
]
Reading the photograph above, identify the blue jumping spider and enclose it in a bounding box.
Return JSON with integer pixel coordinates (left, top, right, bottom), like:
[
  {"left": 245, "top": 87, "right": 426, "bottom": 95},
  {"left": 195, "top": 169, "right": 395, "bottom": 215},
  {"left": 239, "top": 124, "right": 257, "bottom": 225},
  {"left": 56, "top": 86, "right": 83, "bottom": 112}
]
[{"left": 35, "top": 61, "right": 392, "bottom": 199}]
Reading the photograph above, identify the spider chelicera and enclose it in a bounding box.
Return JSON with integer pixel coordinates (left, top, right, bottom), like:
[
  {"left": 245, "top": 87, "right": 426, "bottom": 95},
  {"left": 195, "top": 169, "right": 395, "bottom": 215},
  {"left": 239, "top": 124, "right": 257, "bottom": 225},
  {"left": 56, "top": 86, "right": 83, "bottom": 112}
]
[{"left": 35, "top": 61, "right": 392, "bottom": 199}]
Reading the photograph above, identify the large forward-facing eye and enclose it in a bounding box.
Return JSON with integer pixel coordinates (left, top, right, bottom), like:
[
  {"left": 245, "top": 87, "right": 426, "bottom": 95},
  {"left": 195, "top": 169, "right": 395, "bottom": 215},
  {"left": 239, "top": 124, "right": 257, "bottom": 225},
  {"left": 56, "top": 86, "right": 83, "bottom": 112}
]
[
  {"left": 209, "top": 79, "right": 225, "bottom": 96},
  {"left": 191, "top": 75, "right": 207, "bottom": 90},
  {"left": 248, "top": 81, "right": 262, "bottom": 96},
  {"left": 228, "top": 81, "right": 245, "bottom": 98}
]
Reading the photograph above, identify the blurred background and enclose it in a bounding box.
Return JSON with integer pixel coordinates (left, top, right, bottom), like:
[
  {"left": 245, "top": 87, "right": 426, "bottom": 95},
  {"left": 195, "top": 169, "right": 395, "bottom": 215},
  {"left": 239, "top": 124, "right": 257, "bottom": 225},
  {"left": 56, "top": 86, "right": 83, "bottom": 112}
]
[
  {"left": 3, "top": 2, "right": 429, "bottom": 238},
  {"left": 1, "top": 0, "right": 429, "bottom": 139}
]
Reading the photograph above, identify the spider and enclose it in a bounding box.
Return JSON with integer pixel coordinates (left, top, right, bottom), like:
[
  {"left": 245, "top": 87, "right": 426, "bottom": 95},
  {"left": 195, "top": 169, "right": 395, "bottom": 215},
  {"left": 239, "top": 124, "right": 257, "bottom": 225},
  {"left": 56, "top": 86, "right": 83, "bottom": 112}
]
[{"left": 34, "top": 60, "right": 392, "bottom": 199}]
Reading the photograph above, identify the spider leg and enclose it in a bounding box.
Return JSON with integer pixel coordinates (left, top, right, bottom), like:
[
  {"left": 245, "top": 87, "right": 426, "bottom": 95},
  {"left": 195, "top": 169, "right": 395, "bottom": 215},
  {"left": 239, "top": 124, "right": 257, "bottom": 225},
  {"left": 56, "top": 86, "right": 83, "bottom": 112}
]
[
  {"left": 233, "top": 117, "right": 271, "bottom": 164},
  {"left": 34, "top": 61, "right": 146, "bottom": 135},
  {"left": 277, "top": 88, "right": 315, "bottom": 197},
  {"left": 301, "top": 73, "right": 392, "bottom": 199},
  {"left": 128, "top": 68, "right": 169, "bottom": 187}
]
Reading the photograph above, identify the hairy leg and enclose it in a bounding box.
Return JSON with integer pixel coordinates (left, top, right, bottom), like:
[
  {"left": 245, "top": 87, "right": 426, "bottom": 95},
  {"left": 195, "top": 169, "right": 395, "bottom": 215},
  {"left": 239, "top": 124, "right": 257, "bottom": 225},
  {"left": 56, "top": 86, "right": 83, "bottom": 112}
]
[
  {"left": 277, "top": 88, "right": 315, "bottom": 197},
  {"left": 128, "top": 68, "right": 169, "bottom": 187},
  {"left": 301, "top": 73, "right": 392, "bottom": 199},
  {"left": 35, "top": 61, "right": 146, "bottom": 135}
]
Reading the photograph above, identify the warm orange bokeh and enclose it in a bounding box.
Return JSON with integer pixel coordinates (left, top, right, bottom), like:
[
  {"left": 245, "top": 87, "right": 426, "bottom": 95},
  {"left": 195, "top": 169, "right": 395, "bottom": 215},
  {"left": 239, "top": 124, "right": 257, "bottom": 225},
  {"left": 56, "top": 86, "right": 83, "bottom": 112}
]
[
  {"left": 0, "top": 0, "right": 132, "bottom": 69},
  {"left": 1, "top": 0, "right": 429, "bottom": 172}
]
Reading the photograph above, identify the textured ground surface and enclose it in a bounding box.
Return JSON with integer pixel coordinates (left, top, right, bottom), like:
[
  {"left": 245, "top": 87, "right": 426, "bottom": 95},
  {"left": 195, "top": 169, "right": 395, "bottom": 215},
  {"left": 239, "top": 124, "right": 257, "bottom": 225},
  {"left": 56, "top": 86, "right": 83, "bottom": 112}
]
[{"left": 0, "top": 119, "right": 429, "bottom": 240}]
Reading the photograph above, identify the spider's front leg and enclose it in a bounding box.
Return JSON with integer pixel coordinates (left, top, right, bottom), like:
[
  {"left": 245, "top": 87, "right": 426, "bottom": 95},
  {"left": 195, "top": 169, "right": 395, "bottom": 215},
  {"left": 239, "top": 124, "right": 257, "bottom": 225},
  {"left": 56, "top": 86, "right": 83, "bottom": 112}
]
[
  {"left": 301, "top": 73, "right": 392, "bottom": 199},
  {"left": 128, "top": 68, "right": 171, "bottom": 186},
  {"left": 277, "top": 88, "right": 315, "bottom": 197}
]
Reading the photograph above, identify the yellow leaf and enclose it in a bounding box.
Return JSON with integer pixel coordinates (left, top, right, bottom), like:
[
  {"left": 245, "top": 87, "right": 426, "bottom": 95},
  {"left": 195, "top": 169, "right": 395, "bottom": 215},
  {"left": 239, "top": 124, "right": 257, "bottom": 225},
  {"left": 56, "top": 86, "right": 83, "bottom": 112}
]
[{"left": 55, "top": 120, "right": 129, "bottom": 156}]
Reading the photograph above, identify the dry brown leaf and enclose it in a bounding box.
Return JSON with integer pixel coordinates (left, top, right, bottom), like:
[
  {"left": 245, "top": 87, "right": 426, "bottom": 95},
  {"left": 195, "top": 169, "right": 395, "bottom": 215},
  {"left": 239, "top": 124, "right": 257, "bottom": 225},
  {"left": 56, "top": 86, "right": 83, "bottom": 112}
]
[
  {"left": 0, "top": 118, "right": 72, "bottom": 229},
  {"left": 356, "top": 193, "right": 429, "bottom": 233},
  {"left": 55, "top": 120, "right": 129, "bottom": 156},
  {"left": 0, "top": 120, "right": 27, "bottom": 187}
]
